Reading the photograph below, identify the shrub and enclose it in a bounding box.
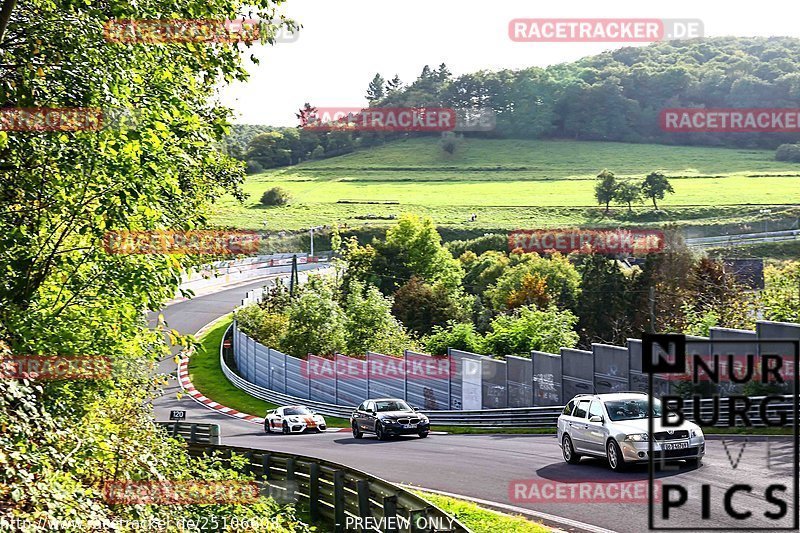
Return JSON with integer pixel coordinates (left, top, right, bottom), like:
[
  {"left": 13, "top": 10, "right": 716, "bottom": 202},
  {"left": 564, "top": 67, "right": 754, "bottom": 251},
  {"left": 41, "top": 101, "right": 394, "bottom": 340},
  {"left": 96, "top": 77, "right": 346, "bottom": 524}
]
[
  {"left": 775, "top": 143, "right": 800, "bottom": 162},
  {"left": 310, "top": 145, "right": 325, "bottom": 159},
  {"left": 234, "top": 305, "right": 289, "bottom": 347},
  {"left": 482, "top": 305, "right": 579, "bottom": 357},
  {"left": 245, "top": 159, "right": 264, "bottom": 175},
  {"left": 281, "top": 282, "right": 347, "bottom": 357},
  {"left": 342, "top": 282, "right": 413, "bottom": 356},
  {"left": 445, "top": 233, "right": 507, "bottom": 258},
  {"left": 260, "top": 187, "right": 291, "bottom": 206},
  {"left": 424, "top": 322, "right": 484, "bottom": 356}
]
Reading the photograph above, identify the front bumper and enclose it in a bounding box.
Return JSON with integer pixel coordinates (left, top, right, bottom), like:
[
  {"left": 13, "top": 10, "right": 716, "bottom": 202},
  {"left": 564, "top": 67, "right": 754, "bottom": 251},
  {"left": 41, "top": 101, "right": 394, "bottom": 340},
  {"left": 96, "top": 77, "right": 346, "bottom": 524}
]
[
  {"left": 620, "top": 437, "right": 705, "bottom": 463},
  {"left": 382, "top": 422, "right": 430, "bottom": 435},
  {"left": 287, "top": 420, "right": 326, "bottom": 433}
]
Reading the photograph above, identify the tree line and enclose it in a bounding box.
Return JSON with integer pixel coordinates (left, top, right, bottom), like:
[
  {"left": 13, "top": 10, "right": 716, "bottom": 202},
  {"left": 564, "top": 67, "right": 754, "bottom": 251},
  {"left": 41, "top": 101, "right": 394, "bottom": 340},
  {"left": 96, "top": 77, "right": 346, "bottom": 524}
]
[
  {"left": 595, "top": 170, "right": 675, "bottom": 212},
  {"left": 229, "top": 37, "right": 800, "bottom": 173}
]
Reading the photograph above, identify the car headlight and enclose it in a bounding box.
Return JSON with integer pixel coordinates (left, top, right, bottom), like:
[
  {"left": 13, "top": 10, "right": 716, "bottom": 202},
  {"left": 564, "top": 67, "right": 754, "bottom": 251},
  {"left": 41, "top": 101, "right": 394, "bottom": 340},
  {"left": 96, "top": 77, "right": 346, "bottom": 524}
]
[
  {"left": 625, "top": 433, "right": 649, "bottom": 442},
  {"left": 691, "top": 428, "right": 703, "bottom": 438}
]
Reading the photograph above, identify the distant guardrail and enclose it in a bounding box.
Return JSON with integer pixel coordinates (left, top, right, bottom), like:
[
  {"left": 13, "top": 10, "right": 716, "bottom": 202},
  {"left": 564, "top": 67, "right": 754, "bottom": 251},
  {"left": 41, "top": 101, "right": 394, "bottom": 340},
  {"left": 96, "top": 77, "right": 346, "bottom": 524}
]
[
  {"left": 686, "top": 229, "right": 800, "bottom": 249},
  {"left": 183, "top": 443, "right": 471, "bottom": 533},
  {"left": 178, "top": 252, "right": 331, "bottom": 297},
  {"left": 156, "top": 422, "right": 221, "bottom": 444}
]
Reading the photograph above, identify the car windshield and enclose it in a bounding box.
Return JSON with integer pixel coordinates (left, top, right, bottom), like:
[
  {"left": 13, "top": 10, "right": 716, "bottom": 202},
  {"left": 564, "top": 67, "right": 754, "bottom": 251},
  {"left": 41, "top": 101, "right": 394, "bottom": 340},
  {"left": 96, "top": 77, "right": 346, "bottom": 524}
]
[
  {"left": 604, "top": 398, "right": 662, "bottom": 421},
  {"left": 375, "top": 400, "right": 412, "bottom": 412},
  {"left": 284, "top": 407, "right": 312, "bottom": 416}
]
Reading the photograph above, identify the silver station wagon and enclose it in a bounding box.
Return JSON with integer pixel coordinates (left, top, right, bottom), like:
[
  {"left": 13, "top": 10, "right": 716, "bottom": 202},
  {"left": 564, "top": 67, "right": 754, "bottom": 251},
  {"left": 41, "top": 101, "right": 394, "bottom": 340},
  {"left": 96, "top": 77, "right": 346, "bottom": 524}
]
[{"left": 557, "top": 392, "right": 705, "bottom": 471}]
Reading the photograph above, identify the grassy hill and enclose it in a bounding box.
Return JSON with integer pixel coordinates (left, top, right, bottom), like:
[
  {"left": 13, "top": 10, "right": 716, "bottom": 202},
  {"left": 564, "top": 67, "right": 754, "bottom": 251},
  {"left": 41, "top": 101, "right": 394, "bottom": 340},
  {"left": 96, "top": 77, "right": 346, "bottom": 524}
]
[{"left": 209, "top": 138, "right": 800, "bottom": 235}]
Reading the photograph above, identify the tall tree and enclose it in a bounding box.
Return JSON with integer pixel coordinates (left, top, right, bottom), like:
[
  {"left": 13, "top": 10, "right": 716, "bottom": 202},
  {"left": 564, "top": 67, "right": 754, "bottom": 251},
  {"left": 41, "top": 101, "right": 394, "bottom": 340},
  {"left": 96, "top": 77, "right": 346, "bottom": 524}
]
[
  {"left": 435, "top": 62, "right": 452, "bottom": 82},
  {"left": 615, "top": 180, "right": 643, "bottom": 212},
  {"left": 595, "top": 169, "right": 619, "bottom": 213},
  {"left": 366, "top": 73, "right": 386, "bottom": 103},
  {"left": 641, "top": 171, "right": 675, "bottom": 210},
  {"left": 385, "top": 74, "right": 403, "bottom": 93}
]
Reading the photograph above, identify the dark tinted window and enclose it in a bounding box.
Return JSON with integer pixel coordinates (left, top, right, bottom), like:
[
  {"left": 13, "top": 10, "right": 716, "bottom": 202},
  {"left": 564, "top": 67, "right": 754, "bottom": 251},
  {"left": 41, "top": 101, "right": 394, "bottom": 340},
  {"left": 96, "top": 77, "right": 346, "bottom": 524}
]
[
  {"left": 562, "top": 400, "right": 576, "bottom": 416},
  {"left": 574, "top": 400, "right": 590, "bottom": 419}
]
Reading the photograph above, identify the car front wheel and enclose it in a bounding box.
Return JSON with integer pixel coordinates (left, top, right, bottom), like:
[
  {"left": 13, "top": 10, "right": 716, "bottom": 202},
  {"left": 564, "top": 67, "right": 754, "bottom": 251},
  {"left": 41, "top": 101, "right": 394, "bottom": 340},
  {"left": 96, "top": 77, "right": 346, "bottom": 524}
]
[
  {"left": 607, "top": 439, "right": 626, "bottom": 471},
  {"left": 282, "top": 422, "right": 290, "bottom": 435},
  {"left": 418, "top": 430, "right": 429, "bottom": 438},
  {"left": 375, "top": 422, "right": 387, "bottom": 441},
  {"left": 562, "top": 435, "right": 581, "bottom": 464},
  {"left": 352, "top": 422, "right": 362, "bottom": 439}
]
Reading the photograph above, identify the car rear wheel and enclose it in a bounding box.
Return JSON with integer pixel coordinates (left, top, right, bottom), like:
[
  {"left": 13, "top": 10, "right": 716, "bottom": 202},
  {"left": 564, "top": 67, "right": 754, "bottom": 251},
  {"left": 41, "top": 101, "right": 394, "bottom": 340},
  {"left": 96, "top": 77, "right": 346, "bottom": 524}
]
[
  {"left": 375, "top": 422, "right": 387, "bottom": 441},
  {"left": 562, "top": 435, "right": 581, "bottom": 464},
  {"left": 352, "top": 422, "right": 362, "bottom": 439},
  {"left": 264, "top": 420, "right": 271, "bottom": 434},
  {"left": 607, "top": 439, "right": 626, "bottom": 471},
  {"left": 282, "top": 421, "right": 290, "bottom": 435}
]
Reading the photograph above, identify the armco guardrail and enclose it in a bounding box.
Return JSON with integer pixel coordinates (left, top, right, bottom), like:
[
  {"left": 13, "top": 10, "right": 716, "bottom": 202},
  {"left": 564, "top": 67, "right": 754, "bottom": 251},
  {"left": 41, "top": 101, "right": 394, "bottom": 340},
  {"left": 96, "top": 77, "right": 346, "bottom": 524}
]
[
  {"left": 156, "top": 422, "right": 221, "bottom": 444},
  {"left": 178, "top": 252, "right": 331, "bottom": 297},
  {"left": 686, "top": 229, "right": 800, "bottom": 249},
  {"left": 184, "top": 443, "right": 471, "bottom": 533}
]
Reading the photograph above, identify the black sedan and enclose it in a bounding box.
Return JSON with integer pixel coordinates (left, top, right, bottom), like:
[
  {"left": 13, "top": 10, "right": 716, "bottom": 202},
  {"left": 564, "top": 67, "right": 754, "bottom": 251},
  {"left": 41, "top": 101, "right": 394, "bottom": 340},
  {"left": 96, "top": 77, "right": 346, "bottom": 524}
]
[{"left": 351, "top": 398, "right": 430, "bottom": 439}]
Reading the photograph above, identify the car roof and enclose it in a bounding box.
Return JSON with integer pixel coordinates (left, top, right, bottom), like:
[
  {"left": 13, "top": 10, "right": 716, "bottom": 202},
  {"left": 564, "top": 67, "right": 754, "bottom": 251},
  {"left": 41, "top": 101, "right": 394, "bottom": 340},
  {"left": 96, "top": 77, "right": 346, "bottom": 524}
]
[
  {"left": 571, "top": 392, "right": 651, "bottom": 401},
  {"left": 367, "top": 398, "right": 405, "bottom": 402}
]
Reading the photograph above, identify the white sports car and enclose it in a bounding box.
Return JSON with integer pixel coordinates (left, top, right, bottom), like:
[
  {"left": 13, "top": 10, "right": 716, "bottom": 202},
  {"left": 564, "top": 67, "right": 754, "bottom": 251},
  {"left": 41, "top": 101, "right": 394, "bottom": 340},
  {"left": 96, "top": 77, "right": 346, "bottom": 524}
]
[{"left": 264, "top": 405, "right": 327, "bottom": 434}]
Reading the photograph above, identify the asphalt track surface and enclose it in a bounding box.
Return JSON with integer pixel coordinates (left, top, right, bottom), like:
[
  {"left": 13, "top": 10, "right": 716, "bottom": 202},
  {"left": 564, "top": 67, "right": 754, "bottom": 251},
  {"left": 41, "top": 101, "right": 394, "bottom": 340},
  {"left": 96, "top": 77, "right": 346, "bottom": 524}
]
[{"left": 152, "top": 278, "right": 798, "bottom": 533}]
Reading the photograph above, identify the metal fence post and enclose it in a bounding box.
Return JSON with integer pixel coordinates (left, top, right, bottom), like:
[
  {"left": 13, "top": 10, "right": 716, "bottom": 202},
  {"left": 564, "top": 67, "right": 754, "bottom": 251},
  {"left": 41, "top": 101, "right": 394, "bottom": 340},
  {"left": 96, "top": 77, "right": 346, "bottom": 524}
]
[
  {"left": 262, "top": 453, "right": 271, "bottom": 480},
  {"left": 309, "top": 463, "right": 320, "bottom": 521},
  {"left": 333, "top": 470, "right": 345, "bottom": 533},
  {"left": 357, "top": 479, "right": 371, "bottom": 524},
  {"left": 383, "top": 494, "right": 399, "bottom": 533}
]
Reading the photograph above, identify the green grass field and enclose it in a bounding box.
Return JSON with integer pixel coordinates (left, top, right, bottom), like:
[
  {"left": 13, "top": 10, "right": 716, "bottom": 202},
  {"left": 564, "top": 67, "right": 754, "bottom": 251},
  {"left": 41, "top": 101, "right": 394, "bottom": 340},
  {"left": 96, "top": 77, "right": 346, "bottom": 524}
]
[{"left": 209, "top": 138, "right": 800, "bottom": 235}]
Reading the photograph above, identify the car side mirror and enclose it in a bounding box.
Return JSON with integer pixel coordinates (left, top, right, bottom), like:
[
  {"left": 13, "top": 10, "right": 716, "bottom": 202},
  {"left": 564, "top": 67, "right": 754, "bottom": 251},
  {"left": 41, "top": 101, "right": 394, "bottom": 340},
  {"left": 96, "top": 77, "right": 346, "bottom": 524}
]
[
  {"left": 589, "top": 415, "right": 603, "bottom": 423},
  {"left": 413, "top": 407, "right": 420, "bottom": 411}
]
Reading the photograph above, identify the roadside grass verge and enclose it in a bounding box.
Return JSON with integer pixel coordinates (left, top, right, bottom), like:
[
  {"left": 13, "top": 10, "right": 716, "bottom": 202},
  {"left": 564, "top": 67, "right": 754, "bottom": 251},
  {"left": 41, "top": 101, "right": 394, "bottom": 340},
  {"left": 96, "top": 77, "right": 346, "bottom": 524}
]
[
  {"left": 187, "top": 316, "right": 350, "bottom": 427},
  {"left": 414, "top": 491, "right": 550, "bottom": 533}
]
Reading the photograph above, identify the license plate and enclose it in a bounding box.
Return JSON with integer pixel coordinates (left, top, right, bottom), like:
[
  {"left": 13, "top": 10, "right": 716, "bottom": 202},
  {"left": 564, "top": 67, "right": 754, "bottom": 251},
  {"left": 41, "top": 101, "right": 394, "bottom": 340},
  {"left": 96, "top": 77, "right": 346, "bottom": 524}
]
[
  {"left": 402, "top": 424, "right": 417, "bottom": 429},
  {"left": 663, "top": 441, "right": 689, "bottom": 450}
]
